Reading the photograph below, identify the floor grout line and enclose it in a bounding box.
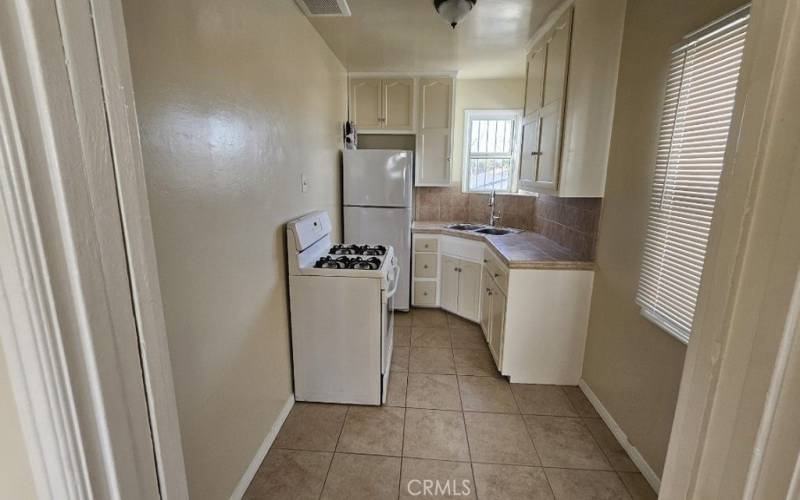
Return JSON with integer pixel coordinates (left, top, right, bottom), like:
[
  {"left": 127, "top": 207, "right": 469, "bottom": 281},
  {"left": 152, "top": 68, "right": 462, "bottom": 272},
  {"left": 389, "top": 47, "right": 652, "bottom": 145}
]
[
  {"left": 397, "top": 403, "right": 407, "bottom": 500},
  {"left": 453, "top": 359, "right": 481, "bottom": 500},
  {"left": 616, "top": 470, "right": 636, "bottom": 500},
  {"left": 316, "top": 405, "right": 349, "bottom": 500}
]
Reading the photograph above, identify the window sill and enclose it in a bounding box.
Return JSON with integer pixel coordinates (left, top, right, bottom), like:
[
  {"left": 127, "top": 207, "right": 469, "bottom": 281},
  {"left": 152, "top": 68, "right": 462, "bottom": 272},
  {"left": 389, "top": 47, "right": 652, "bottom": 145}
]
[
  {"left": 639, "top": 307, "right": 690, "bottom": 345},
  {"left": 460, "top": 188, "right": 538, "bottom": 198}
]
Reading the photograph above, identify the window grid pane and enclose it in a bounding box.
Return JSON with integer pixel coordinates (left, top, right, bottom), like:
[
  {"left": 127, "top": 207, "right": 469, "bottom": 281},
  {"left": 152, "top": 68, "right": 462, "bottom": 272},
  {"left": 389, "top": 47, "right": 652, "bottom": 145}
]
[
  {"left": 636, "top": 8, "right": 749, "bottom": 343},
  {"left": 465, "top": 114, "right": 517, "bottom": 193}
]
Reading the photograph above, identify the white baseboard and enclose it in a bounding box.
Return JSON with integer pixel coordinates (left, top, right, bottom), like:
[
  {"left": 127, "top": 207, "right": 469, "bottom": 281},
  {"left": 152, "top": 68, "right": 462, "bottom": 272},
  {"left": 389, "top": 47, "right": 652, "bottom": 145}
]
[
  {"left": 578, "top": 380, "right": 661, "bottom": 493},
  {"left": 229, "top": 394, "right": 295, "bottom": 500}
]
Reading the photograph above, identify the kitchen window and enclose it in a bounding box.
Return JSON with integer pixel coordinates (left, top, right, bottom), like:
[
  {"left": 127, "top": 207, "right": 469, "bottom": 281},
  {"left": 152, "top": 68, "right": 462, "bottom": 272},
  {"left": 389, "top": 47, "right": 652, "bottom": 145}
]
[
  {"left": 462, "top": 109, "right": 522, "bottom": 193},
  {"left": 636, "top": 6, "right": 750, "bottom": 344}
]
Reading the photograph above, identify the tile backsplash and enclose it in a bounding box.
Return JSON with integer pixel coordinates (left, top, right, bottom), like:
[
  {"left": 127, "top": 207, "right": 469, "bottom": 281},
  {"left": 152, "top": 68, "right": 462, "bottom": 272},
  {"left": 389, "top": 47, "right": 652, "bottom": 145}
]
[{"left": 414, "top": 185, "right": 601, "bottom": 260}]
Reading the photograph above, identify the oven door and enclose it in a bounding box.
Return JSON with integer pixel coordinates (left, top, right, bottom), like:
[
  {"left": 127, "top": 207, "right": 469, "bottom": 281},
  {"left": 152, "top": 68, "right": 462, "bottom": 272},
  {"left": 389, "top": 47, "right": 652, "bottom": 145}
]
[{"left": 381, "top": 257, "right": 399, "bottom": 400}]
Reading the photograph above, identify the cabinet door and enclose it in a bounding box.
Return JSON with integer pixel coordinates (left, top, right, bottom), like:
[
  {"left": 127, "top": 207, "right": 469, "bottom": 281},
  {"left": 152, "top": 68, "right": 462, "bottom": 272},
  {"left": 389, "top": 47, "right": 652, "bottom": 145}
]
[
  {"left": 542, "top": 8, "right": 573, "bottom": 107},
  {"left": 383, "top": 79, "right": 414, "bottom": 131},
  {"left": 457, "top": 260, "right": 481, "bottom": 322},
  {"left": 418, "top": 130, "right": 451, "bottom": 186},
  {"left": 518, "top": 114, "right": 542, "bottom": 192},
  {"left": 480, "top": 269, "right": 493, "bottom": 340},
  {"left": 489, "top": 286, "right": 506, "bottom": 368},
  {"left": 524, "top": 42, "right": 546, "bottom": 116},
  {"left": 419, "top": 78, "right": 452, "bottom": 129},
  {"left": 417, "top": 78, "right": 453, "bottom": 186},
  {"left": 533, "top": 101, "right": 563, "bottom": 192},
  {"left": 350, "top": 79, "right": 383, "bottom": 130},
  {"left": 440, "top": 256, "right": 460, "bottom": 314}
]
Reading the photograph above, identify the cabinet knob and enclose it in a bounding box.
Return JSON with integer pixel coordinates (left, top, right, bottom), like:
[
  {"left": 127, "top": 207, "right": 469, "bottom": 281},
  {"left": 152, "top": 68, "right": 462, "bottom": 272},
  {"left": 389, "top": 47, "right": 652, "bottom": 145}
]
[
  {"left": 424, "top": 264, "right": 428, "bottom": 269},
  {"left": 483, "top": 259, "right": 488, "bottom": 263},
  {"left": 531, "top": 151, "right": 542, "bottom": 156},
  {"left": 423, "top": 292, "right": 428, "bottom": 296},
  {"left": 494, "top": 273, "right": 499, "bottom": 277}
]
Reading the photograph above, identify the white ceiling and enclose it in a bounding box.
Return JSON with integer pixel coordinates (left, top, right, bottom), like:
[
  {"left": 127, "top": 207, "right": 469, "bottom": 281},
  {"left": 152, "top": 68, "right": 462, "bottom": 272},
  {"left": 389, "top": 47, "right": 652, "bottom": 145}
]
[{"left": 304, "top": 0, "right": 564, "bottom": 79}]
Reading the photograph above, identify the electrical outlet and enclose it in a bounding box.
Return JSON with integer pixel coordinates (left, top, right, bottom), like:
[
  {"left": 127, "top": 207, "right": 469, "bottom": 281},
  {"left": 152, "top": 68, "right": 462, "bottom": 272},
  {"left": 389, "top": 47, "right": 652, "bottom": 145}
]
[{"left": 301, "top": 173, "right": 309, "bottom": 193}]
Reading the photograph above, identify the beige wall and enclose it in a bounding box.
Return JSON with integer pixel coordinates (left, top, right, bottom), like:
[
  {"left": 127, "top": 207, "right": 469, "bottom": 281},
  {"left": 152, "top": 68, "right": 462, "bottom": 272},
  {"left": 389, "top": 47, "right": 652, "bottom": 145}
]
[
  {"left": 451, "top": 78, "right": 525, "bottom": 182},
  {"left": 0, "top": 346, "right": 36, "bottom": 500},
  {"left": 583, "top": 0, "right": 751, "bottom": 478},
  {"left": 121, "top": 0, "right": 347, "bottom": 498}
]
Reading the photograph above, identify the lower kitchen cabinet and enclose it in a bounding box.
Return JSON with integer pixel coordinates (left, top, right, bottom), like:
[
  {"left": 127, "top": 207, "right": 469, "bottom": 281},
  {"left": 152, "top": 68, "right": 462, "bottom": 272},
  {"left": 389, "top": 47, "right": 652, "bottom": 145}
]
[
  {"left": 441, "top": 256, "right": 459, "bottom": 312},
  {"left": 413, "top": 231, "right": 594, "bottom": 385},
  {"left": 480, "top": 270, "right": 492, "bottom": 339},
  {"left": 480, "top": 251, "right": 508, "bottom": 367},
  {"left": 413, "top": 281, "right": 437, "bottom": 306},
  {"left": 488, "top": 281, "right": 506, "bottom": 366},
  {"left": 440, "top": 255, "right": 480, "bottom": 322}
]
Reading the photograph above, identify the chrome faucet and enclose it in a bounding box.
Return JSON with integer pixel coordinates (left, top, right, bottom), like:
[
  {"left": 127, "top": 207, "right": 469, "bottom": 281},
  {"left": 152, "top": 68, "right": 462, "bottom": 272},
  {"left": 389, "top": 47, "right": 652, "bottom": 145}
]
[{"left": 488, "top": 190, "right": 501, "bottom": 226}]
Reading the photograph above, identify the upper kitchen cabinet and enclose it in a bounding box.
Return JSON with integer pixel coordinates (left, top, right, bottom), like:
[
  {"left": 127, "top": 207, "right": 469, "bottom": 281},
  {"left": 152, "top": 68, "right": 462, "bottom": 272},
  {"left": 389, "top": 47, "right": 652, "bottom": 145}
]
[
  {"left": 519, "top": 0, "right": 625, "bottom": 197},
  {"left": 350, "top": 79, "right": 383, "bottom": 130},
  {"left": 523, "top": 41, "right": 546, "bottom": 116},
  {"left": 519, "top": 9, "right": 572, "bottom": 193},
  {"left": 416, "top": 77, "right": 454, "bottom": 186},
  {"left": 349, "top": 77, "right": 414, "bottom": 133},
  {"left": 383, "top": 79, "right": 415, "bottom": 130}
]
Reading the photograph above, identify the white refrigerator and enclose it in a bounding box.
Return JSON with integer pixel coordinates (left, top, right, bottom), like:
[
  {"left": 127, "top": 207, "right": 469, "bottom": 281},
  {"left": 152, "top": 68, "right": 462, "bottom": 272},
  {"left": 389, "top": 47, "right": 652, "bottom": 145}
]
[{"left": 343, "top": 149, "right": 413, "bottom": 311}]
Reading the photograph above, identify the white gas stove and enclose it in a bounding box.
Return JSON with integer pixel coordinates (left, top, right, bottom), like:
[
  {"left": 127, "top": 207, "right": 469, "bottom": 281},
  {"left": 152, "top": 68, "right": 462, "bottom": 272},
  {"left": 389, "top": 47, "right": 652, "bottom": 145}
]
[{"left": 286, "top": 211, "right": 398, "bottom": 405}]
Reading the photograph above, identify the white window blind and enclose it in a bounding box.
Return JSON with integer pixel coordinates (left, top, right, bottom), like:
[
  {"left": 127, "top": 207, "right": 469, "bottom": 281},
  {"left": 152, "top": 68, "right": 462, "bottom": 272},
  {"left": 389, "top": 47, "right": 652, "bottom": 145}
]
[
  {"left": 463, "top": 110, "right": 521, "bottom": 193},
  {"left": 636, "top": 6, "right": 750, "bottom": 343}
]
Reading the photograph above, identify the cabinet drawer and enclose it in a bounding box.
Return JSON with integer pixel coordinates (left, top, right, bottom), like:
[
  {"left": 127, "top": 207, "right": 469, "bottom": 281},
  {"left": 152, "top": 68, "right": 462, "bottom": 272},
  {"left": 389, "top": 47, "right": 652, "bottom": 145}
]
[
  {"left": 483, "top": 249, "right": 509, "bottom": 293},
  {"left": 415, "top": 237, "right": 438, "bottom": 253},
  {"left": 413, "top": 281, "right": 437, "bottom": 306},
  {"left": 414, "top": 253, "right": 437, "bottom": 278}
]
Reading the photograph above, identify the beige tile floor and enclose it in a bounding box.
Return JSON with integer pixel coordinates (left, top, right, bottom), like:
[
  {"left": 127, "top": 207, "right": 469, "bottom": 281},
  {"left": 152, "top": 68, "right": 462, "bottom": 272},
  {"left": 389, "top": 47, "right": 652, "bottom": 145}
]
[{"left": 245, "top": 308, "right": 658, "bottom": 500}]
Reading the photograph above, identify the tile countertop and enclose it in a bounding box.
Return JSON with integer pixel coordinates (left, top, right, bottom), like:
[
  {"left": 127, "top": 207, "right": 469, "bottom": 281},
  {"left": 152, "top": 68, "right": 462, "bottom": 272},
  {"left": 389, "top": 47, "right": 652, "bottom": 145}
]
[{"left": 412, "top": 221, "right": 595, "bottom": 271}]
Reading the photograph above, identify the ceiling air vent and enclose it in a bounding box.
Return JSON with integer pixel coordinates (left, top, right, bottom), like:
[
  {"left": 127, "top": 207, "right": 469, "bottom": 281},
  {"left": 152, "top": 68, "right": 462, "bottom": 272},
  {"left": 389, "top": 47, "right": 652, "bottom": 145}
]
[{"left": 295, "top": 0, "right": 351, "bottom": 17}]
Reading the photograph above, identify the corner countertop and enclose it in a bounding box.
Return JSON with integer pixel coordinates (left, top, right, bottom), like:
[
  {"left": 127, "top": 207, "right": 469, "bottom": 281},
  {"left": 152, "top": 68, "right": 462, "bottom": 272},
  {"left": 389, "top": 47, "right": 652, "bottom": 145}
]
[{"left": 412, "top": 221, "right": 595, "bottom": 271}]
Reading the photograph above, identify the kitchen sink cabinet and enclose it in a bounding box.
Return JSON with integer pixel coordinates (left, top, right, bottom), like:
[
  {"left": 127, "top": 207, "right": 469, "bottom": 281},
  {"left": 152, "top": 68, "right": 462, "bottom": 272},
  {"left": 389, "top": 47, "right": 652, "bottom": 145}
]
[
  {"left": 458, "top": 260, "right": 481, "bottom": 321},
  {"left": 440, "top": 255, "right": 459, "bottom": 312},
  {"left": 412, "top": 231, "right": 594, "bottom": 385},
  {"left": 440, "top": 255, "right": 480, "bottom": 322}
]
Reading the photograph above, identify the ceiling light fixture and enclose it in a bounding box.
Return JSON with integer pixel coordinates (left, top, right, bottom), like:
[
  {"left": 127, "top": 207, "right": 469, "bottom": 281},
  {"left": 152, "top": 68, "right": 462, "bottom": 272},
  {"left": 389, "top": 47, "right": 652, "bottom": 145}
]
[{"left": 433, "top": 0, "right": 477, "bottom": 29}]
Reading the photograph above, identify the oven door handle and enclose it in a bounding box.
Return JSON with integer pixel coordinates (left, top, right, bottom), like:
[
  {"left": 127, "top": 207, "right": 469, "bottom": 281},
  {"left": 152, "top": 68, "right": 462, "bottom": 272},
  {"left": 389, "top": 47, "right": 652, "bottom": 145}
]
[{"left": 386, "top": 257, "right": 400, "bottom": 299}]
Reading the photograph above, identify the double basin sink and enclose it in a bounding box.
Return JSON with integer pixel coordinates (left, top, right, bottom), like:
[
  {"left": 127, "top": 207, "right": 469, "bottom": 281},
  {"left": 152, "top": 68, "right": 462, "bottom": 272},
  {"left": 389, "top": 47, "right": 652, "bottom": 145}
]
[{"left": 445, "top": 223, "right": 521, "bottom": 236}]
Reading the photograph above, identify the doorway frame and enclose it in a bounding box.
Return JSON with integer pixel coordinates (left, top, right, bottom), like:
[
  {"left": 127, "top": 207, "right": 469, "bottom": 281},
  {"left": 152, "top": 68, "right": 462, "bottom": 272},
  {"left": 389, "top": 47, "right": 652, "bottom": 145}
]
[{"left": 0, "top": 0, "right": 187, "bottom": 498}]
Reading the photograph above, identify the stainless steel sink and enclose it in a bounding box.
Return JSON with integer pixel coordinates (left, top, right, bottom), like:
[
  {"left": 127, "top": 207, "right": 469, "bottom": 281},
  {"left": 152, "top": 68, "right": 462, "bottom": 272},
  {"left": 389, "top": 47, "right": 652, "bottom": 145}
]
[
  {"left": 446, "top": 223, "right": 484, "bottom": 231},
  {"left": 475, "top": 228, "right": 513, "bottom": 235}
]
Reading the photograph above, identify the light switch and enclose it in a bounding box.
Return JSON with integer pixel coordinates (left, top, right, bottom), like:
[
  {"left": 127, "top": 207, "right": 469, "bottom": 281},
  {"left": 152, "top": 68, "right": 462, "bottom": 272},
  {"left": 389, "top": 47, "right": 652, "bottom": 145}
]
[{"left": 301, "top": 173, "right": 309, "bottom": 193}]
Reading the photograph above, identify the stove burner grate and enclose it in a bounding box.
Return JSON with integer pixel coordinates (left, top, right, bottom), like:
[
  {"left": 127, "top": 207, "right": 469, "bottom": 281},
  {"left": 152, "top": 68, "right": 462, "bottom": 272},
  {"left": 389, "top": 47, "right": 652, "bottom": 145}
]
[
  {"left": 329, "top": 244, "right": 387, "bottom": 256},
  {"left": 313, "top": 255, "right": 382, "bottom": 270}
]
